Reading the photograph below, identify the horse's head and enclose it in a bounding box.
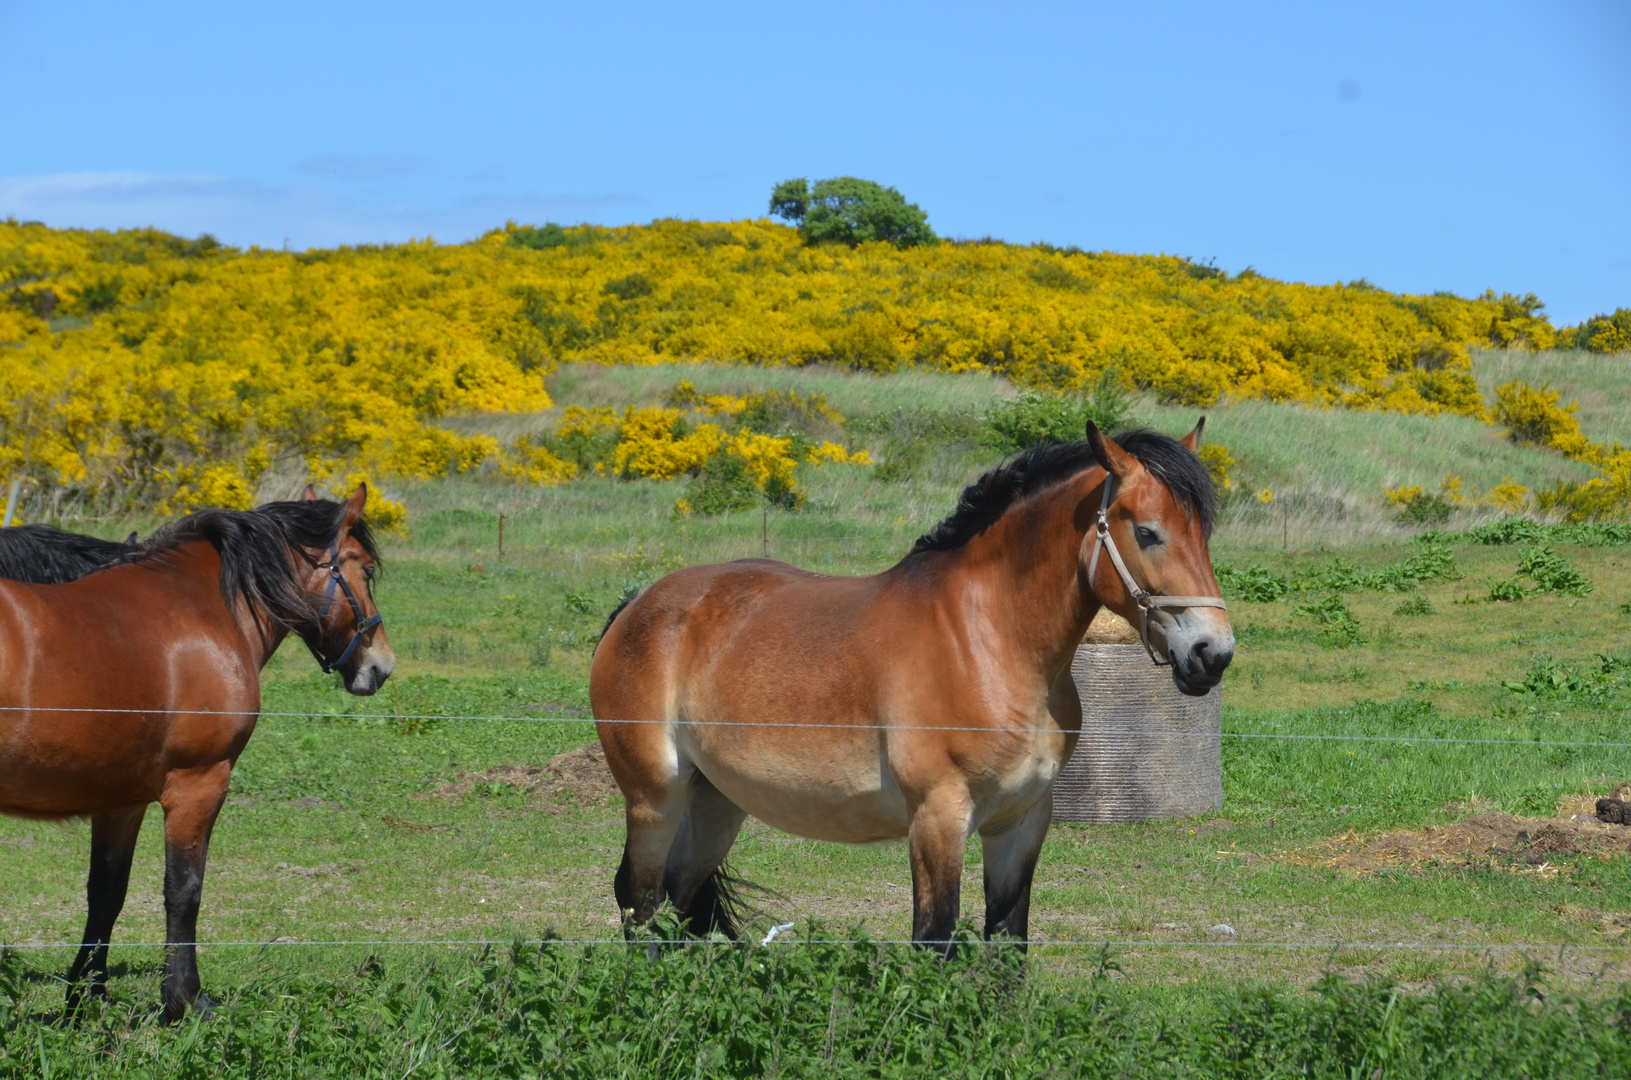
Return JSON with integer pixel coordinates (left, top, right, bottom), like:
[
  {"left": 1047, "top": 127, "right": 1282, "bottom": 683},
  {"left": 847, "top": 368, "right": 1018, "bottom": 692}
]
[
  {"left": 1080, "top": 419, "right": 1234, "bottom": 697},
  {"left": 297, "top": 483, "right": 396, "bottom": 695}
]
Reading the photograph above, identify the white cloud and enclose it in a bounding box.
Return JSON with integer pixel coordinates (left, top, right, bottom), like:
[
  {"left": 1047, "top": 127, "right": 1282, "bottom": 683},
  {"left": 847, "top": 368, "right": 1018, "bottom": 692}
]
[{"left": 0, "top": 172, "right": 646, "bottom": 250}]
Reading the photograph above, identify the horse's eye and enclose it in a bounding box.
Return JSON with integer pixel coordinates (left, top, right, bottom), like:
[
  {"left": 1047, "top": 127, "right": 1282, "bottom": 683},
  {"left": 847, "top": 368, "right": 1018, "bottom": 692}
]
[
  {"left": 363, "top": 566, "right": 376, "bottom": 582},
  {"left": 1135, "top": 526, "right": 1162, "bottom": 548}
]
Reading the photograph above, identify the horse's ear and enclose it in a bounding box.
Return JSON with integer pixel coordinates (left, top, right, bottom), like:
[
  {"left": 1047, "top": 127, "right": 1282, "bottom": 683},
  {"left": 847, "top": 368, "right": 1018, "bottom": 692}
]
[
  {"left": 342, "top": 483, "right": 368, "bottom": 529},
  {"left": 300, "top": 484, "right": 320, "bottom": 502},
  {"left": 1084, "top": 420, "right": 1138, "bottom": 478},
  {"left": 1181, "top": 416, "right": 1206, "bottom": 452}
]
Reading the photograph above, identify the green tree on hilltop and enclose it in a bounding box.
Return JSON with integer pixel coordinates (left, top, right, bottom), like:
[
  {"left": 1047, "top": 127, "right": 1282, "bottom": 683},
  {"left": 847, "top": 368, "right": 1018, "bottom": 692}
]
[{"left": 769, "top": 176, "right": 936, "bottom": 248}]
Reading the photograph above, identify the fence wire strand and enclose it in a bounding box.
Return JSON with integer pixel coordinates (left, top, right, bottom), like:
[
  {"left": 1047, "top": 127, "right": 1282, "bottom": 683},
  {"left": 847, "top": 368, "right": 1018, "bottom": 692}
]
[
  {"left": 0, "top": 705, "right": 1627, "bottom": 749},
  {"left": 4, "top": 937, "right": 1630, "bottom": 953}
]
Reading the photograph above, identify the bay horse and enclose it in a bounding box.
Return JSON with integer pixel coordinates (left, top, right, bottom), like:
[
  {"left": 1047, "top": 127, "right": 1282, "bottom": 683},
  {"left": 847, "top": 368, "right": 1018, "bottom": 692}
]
[
  {"left": 0, "top": 486, "right": 393, "bottom": 1020},
  {"left": 592, "top": 421, "right": 1232, "bottom": 949}
]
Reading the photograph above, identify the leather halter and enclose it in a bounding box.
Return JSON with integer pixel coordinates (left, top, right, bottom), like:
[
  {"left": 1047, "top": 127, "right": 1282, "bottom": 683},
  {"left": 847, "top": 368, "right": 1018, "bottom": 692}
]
[
  {"left": 1086, "top": 471, "right": 1228, "bottom": 666},
  {"left": 299, "top": 531, "right": 383, "bottom": 675}
]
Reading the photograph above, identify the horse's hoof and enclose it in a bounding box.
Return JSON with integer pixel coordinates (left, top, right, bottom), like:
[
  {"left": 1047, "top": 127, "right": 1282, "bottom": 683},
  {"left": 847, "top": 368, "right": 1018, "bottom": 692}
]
[{"left": 192, "top": 991, "right": 216, "bottom": 1020}]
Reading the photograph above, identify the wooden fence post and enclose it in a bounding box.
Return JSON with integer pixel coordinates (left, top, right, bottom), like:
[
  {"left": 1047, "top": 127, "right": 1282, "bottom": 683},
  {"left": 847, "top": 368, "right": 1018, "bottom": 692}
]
[{"left": 2, "top": 477, "right": 21, "bottom": 528}]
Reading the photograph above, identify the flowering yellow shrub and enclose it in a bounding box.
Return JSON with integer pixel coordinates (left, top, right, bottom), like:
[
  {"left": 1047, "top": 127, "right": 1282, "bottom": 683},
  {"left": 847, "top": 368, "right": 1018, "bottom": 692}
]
[
  {"left": 1384, "top": 484, "right": 1425, "bottom": 508},
  {"left": 495, "top": 437, "right": 579, "bottom": 485},
  {"left": 728, "top": 431, "right": 798, "bottom": 491},
  {"left": 1438, "top": 473, "right": 1470, "bottom": 505},
  {"left": 1484, "top": 477, "right": 1532, "bottom": 514},
  {"left": 1492, "top": 381, "right": 1582, "bottom": 450},
  {"left": 0, "top": 216, "right": 1584, "bottom": 517},
  {"left": 1197, "top": 444, "right": 1234, "bottom": 491},
  {"left": 609, "top": 408, "right": 726, "bottom": 480},
  {"left": 1483, "top": 380, "right": 1631, "bottom": 519},
  {"left": 806, "top": 441, "right": 872, "bottom": 466}
]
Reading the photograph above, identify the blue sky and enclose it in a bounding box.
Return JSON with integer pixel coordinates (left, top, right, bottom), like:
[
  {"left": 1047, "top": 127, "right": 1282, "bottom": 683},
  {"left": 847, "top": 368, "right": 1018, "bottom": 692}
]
[{"left": 2, "top": 0, "right": 1626, "bottom": 323}]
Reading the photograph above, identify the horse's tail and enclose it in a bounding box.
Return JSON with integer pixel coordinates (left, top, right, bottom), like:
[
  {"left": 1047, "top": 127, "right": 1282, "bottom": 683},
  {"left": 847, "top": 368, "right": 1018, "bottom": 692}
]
[
  {"left": 685, "top": 860, "right": 770, "bottom": 941},
  {"left": 595, "top": 589, "right": 642, "bottom": 653}
]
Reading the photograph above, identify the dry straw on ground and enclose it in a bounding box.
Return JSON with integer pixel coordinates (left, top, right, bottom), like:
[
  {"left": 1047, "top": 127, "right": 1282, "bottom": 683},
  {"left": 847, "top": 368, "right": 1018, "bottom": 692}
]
[{"left": 429, "top": 744, "right": 622, "bottom": 809}]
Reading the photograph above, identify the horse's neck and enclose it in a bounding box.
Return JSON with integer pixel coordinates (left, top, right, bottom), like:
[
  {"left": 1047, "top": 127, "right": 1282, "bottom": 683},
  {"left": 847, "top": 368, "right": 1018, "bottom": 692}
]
[
  {"left": 149, "top": 541, "right": 289, "bottom": 670},
  {"left": 951, "top": 469, "right": 1104, "bottom": 676}
]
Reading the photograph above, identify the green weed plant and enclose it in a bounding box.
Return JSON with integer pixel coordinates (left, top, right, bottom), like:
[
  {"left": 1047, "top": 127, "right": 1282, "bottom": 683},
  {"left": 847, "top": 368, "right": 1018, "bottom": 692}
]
[{"left": 3, "top": 938, "right": 1628, "bottom": 1078}]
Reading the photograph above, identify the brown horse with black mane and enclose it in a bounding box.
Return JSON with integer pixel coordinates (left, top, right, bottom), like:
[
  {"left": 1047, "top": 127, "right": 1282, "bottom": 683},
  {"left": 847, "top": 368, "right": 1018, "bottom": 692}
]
[
  {"left": 0, "top": 486, "right": 392, "bottom": 1020},
  {"left": 592, "top": 421, "right": 1232, "bottom": 949}
]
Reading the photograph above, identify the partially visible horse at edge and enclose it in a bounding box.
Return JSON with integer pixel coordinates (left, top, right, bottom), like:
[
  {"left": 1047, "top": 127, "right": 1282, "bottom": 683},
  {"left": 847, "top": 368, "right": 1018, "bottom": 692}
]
[
  {"left": 592, "top": 420, "right": 1233, "bottom": 950},
  {"left": 0, "top": 486, "right": 394, "bottom": 1021}
]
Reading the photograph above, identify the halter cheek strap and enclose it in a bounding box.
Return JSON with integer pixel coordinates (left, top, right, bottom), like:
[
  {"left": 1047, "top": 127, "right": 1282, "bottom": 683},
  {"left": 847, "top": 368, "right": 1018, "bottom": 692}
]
[
  {"left": 300, "top": 533, "right": 383, "bottom": 675},
  {"left": 1086, "top": 473, "right": 1228, "bottom": 667}
]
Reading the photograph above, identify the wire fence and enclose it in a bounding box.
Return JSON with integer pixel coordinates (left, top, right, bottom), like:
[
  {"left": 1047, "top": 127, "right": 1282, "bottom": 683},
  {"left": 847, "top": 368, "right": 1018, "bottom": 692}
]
[
  {"left": 3, "top": 705, "right": 1628, "bottom": 964},
  {"left": 5, "top": 938, "right": 1630, "bottom": 954},
  {"left": 2, "top": 705, "right": 1629, "bottom": 749}
]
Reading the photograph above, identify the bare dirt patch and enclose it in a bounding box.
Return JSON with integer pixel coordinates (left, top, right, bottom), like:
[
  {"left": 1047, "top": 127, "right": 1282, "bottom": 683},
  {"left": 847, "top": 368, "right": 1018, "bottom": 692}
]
[
  {"left": 428, "top": 744, "right": 621, "bottom": 809},
  {"left": 1283, "top": 805, "right": 1631, "bottom": 875}
]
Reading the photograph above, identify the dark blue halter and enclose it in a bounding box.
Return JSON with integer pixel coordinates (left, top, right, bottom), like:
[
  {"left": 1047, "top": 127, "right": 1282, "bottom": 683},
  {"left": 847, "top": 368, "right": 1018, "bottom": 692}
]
[{"left": 300, "top": 532, "right": 382, "bottom": 675}]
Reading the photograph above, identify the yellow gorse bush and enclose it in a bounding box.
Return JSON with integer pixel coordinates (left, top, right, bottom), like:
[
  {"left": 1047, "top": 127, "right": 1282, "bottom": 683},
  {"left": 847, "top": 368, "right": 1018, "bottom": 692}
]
[
  {"left": 562, "top": 388, "right": 869, "bottom": 506},
  {"left": 0, "top": 216, "right": 1579, "bottom": 516}
]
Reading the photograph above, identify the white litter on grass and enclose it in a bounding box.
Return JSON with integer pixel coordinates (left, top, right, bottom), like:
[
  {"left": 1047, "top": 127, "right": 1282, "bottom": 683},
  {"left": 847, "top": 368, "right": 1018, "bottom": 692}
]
[
  {"left": 1210, "top": 924, "right": 1237, "bottom": 937},
  {"left": 761, "top": 922, "right": 797, "bottom": 945}
]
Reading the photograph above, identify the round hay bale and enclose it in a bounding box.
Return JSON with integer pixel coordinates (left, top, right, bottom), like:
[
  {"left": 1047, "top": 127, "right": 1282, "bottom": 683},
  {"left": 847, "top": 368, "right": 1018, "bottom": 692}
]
[{"left": 1052, "top": 611, "right": 1222, "bottom": 824}]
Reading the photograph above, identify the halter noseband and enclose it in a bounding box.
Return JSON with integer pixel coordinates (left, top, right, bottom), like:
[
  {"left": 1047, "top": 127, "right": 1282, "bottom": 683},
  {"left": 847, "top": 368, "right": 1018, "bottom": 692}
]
[
  {"left": 1086, "top": 471, "right": 1227, "bottom": 667},
  {"left": 299, "top": 531, "right": 383, "bottom": 675}
]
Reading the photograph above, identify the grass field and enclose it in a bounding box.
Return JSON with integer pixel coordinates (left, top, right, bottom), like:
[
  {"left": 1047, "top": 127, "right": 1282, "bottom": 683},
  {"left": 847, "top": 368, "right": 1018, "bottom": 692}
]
[{"left": 3, "top": 351, "right": 1631, "bottom": 1075}]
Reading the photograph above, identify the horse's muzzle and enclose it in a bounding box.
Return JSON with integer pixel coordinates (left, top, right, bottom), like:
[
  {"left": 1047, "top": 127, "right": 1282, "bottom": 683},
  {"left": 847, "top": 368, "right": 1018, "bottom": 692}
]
[
  {"left": 1169, "top": 636, "right": 1234, "bottom": 698},
  {"left": 346, "top": 651, "right": 396, "bottom": 695}
]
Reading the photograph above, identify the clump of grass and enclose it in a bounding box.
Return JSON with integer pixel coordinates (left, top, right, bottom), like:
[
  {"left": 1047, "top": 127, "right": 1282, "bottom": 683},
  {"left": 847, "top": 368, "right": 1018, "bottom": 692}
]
[
  {"left": 1517, "top": 546, "right": 1592, "bottom": 596},
  {"left": 1292, "top": 594, "right": 1365, "bottom": 646},
  {"left": 682, "top": 454, "right": 760, "bottom": 516},
  {"left": 1486, "top": 546, "right": 1592, "bottom": 602},
  {"left": 1217, "top": 564, "right": 1291, "bottom": 602},
  {"left": 1500, "top": 652, "right": 1631, "bottom": 705},
  {"left": 1393, "top": 592, "right": 1435, "bottom": 616},
  {"left": 983, "top": 371, "right": 1137, "bottom": 452}
]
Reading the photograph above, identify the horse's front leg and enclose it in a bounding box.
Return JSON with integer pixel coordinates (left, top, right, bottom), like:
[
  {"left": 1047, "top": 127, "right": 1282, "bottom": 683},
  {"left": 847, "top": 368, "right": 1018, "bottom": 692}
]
[
  {"left": 65, "top": 804, "right": 146, "bottom": 1014},
  {"left": 979, "top": 796, "right": 1052, "bottom": 948},
  {"left": 907, "top": 787, "right": 973, "bottom": 957},
  {"left": 158, "top": 762, "right": 231, "bottom": 1023}
]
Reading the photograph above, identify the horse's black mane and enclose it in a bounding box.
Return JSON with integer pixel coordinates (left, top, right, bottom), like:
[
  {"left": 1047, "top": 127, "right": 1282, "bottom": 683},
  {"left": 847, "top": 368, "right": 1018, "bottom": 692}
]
[
  {"left": 910, "top": 428, "right": 1218, "bottom": 554},
  {"left": 135, "top": 499, "right": 380, "bottom": 627},
  {"left": 0, "top": 501, "right": 378, "bottom": 626},
  {"left": 0, "top": 525, "right": 137, "bottom": 584}
]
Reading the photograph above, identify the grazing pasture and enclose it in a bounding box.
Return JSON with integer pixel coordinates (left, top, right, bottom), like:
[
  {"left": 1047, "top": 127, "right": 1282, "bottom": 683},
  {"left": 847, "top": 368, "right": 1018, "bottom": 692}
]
[{"left": 2, "top": 357, "right": 1630, "bottom": 1074}]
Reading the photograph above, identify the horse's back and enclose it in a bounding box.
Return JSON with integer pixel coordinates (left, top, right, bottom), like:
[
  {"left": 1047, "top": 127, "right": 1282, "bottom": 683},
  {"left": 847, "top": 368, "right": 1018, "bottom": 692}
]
[{"left": 594, "top": 558, "right": 889, "bottom": 706}]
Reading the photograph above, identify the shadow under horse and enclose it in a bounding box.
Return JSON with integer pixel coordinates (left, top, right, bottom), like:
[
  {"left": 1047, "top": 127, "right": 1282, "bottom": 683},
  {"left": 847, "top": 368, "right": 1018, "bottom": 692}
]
[
  {"left": 593, "top": 421, "right": 1233, "bottom": 950},
  {"left": 0, "top": 486, "right": 394, "bottom": 1021}
]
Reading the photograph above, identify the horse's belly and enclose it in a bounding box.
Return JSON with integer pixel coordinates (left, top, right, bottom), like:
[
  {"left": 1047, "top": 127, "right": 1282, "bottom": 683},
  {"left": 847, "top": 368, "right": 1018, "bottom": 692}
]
[{"left": 694, "top": 754, "right": 911, "bottom": 844}]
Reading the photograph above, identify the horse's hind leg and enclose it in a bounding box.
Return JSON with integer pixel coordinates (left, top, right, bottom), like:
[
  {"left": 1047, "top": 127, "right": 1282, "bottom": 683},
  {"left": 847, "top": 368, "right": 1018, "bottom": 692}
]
[
  {"left": 611, "top": 767, "right": 692, "bottom": 928},
  {"left": 979, "top": 797, "right": 1052, "bottom": 948},
  {"left": 907, "top": 787, "right": 974, "bottom": 956},
  {"left": 662, "top": 776, "right": 748, "bottom": 938},
  {"left": 158, "top": 763, "right": 231, "bottom": 1023},
  {"left": 64, "top": 804, "right": 146, "bottom": 1014}
]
